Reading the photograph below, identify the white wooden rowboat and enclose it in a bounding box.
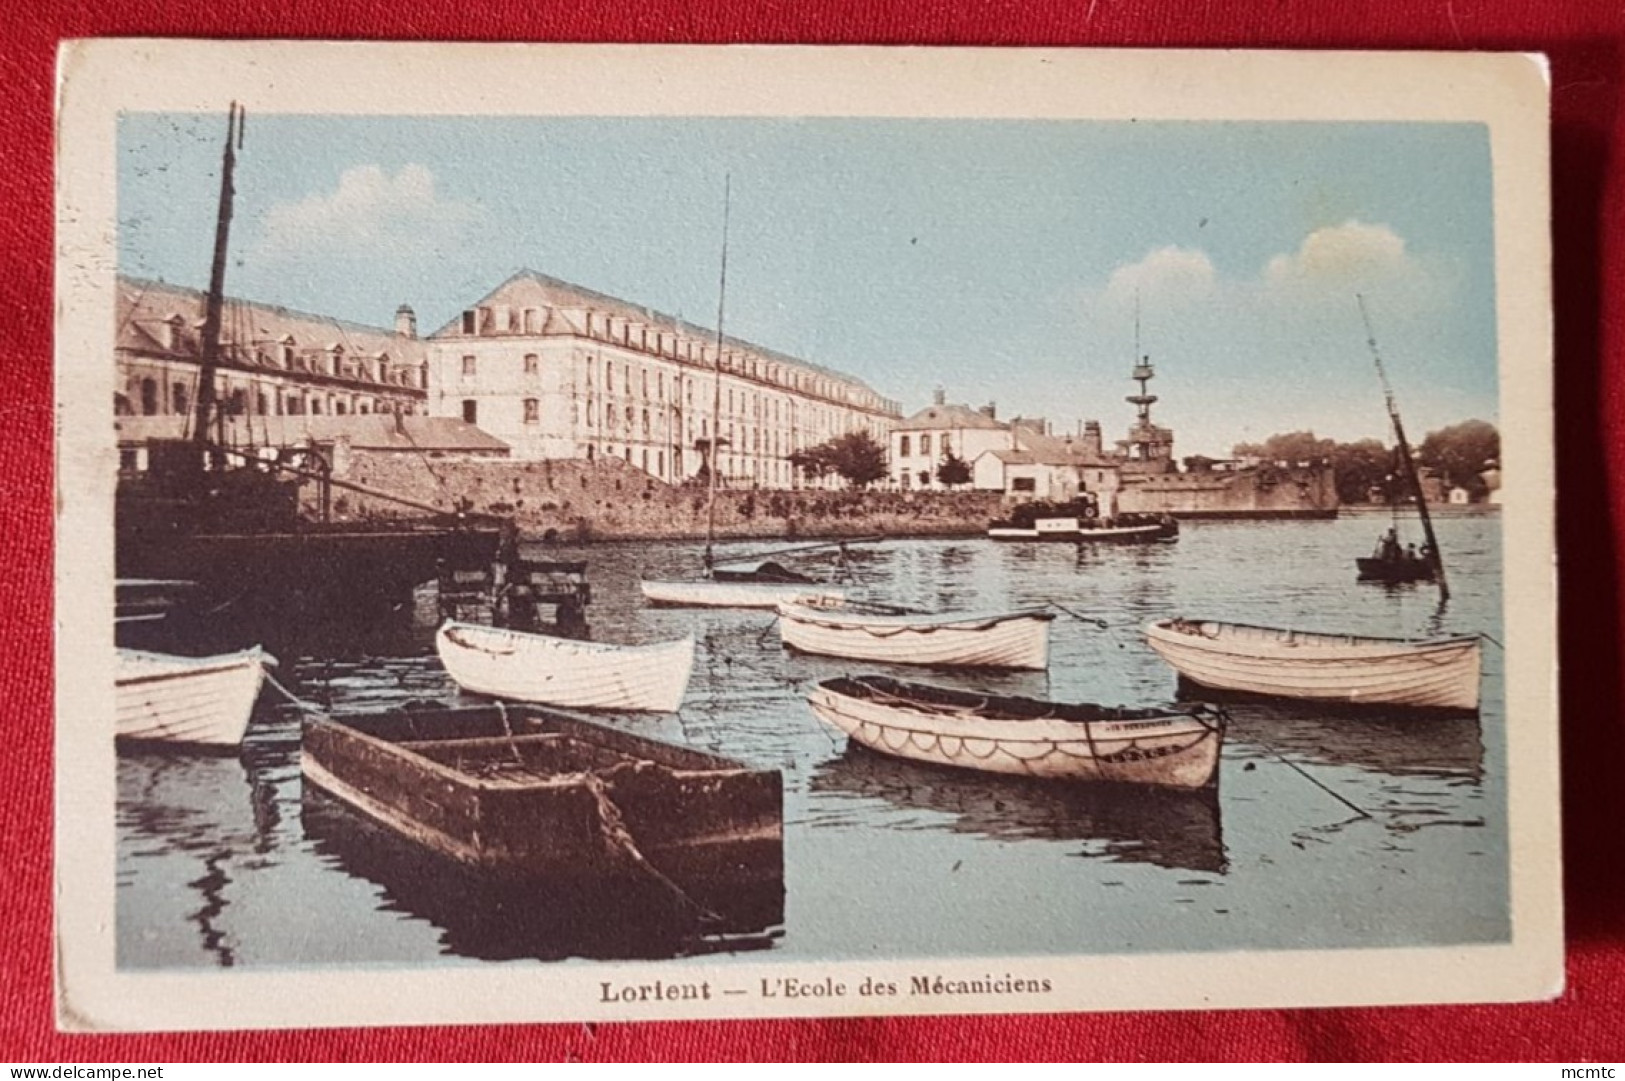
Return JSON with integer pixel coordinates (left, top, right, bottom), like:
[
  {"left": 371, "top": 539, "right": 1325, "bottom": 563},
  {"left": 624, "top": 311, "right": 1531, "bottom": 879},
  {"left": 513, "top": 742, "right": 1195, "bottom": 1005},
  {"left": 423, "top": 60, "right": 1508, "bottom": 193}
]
[
  {"left": 435, "top": 621, "right": 694, "bottom": 713},
  {"left": 807, "top": 676, "right": 1224, "bottom": 789},
  {"left": 115, "top": 646, "right": 270, "bottom": 748},
  {"left": 778, "top": 602, "right": 1054, "bottom": 670},
  {"left": 639, "top": 578, "right": 845, "bottom": 610},
  {"left": 1143, "top": 618, "right": 1482, "bottom": 713}
]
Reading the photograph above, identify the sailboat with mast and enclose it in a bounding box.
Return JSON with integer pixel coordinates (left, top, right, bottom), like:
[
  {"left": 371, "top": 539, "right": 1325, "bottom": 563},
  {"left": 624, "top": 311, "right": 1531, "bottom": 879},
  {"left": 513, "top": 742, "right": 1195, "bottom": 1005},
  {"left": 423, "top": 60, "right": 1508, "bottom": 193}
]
[
  {"left": 116, "top": 104, "right": 504, "bottom": 637},
  {"left": 1351, "top": 295, "right": 1449, "bottom": 596},
  {"left": 639, "top": 178, "right": 846, "bottom": 610}
]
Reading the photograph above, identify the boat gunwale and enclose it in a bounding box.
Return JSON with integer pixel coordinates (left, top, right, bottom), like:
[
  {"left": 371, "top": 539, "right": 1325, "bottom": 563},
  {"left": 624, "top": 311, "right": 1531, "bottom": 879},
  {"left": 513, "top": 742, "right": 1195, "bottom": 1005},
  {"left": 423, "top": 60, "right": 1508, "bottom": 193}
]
[
  {"left": 115, "top": 646, "right": 268, "bottom": 688},
  {"left": 438, "top": 621, "right": 694, "bottom": 660},
  {"left": 815, "top": 675, "right": 1219, "bottom": 729},
  {"left": 303, "top": 713, "right": 768, "bottom": 796},
  {"left": 778, "top": 604, "right": 1056, "bottom": 631},
  {"left": 1146, "top": 618, "right": 1481, "bottom": 656}
]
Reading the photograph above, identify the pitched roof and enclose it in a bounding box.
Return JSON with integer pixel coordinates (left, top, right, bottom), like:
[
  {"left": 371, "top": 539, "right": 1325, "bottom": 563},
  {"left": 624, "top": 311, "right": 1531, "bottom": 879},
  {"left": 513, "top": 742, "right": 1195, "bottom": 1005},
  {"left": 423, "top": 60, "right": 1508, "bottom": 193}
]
[
  {"left": 894, "top": 403, "right": 1007, "bottom": 432},
  {"left": 117, "top": 276, "right": 426, "bottom": 367},
  {"left": 435, "top": 268, "right": 895, "bottom": 410}
]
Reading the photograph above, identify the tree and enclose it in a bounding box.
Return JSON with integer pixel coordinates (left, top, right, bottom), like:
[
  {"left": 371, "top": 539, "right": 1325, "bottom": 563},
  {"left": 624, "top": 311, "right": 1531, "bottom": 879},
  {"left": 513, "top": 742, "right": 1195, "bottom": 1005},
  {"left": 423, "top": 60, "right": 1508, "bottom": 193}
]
[
  {"left": 787, "top": 444, "right": 835, "bottom": 482},
  {"left": 935, "top": 450, "right": 972, "bottom": 488},
  {"left": 1418, "top": 420, "right": 1500, "bottom": 497},
  {"left": 793, "top": 431, "right": 888, "bottom": 489},
  {"left": 1328, "top": 438, "right": 1395, "bottom": 505},
  {"left": 1231, "top": 430, "right": 1335, "bottom": 465}
]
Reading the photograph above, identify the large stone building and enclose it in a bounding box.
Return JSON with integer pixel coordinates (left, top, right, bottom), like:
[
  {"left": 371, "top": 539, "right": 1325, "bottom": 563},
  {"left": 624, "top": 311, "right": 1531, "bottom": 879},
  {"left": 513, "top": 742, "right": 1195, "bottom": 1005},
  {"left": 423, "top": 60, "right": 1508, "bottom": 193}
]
[
  {"left": 115, "top": 277, "right": 429, "bottom": 425},
  {"left": 425, "top": 270, "right": 901, "bottom": 488}
]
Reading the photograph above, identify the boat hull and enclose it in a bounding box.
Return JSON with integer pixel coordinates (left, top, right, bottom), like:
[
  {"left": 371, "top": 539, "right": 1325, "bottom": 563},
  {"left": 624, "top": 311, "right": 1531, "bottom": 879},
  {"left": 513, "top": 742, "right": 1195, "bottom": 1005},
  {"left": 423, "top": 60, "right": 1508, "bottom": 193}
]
[
  {"left": 639, "top": 578, "right": 845, "bottom": 609},
  {"left": 987, "top": 519, "right": 1178, "bottom": 543},
  {"left": 1355, "top": 556, "right": 1437, "bottom": 583},
  {"left": 1144, "top": 619, "right": 1482, "bottom": 713},
  {"left": 436, "top": 622, "right": 694, "bottom": 712},
  {"left": 778, "top": 604, "right": 1052, "bottom": 670},
  {"left": 115, "top": 647, "right": 269, "bottom": 748},
  {"left": 807, "top": 678, "right": 1223, "bottom": 790},
  {"left": 299, "top": 705, "right": 784, "bottom": 932}
]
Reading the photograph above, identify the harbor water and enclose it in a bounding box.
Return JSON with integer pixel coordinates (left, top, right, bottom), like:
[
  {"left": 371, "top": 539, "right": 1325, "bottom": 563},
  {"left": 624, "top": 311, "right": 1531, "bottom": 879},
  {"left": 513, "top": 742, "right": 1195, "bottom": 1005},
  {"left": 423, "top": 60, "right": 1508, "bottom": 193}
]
[{"left": 116, "top": 513, "right": 1506, "bottom": 968}]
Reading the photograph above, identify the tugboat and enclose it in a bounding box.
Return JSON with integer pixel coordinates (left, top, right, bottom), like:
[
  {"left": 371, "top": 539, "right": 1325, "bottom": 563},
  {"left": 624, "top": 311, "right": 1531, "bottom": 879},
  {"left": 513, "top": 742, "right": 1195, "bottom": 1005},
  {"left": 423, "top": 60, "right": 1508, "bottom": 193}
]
[{"left": 116, "top": 104, "right": 503, "bottom": 643}]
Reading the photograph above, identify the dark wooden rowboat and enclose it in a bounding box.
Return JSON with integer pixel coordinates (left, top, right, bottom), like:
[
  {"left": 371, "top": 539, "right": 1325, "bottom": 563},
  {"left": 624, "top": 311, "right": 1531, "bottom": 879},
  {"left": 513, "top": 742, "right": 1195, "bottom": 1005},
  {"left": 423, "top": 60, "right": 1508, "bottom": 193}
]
[{"left": 301, "top": 705, "right": 783, "bottom": 926}]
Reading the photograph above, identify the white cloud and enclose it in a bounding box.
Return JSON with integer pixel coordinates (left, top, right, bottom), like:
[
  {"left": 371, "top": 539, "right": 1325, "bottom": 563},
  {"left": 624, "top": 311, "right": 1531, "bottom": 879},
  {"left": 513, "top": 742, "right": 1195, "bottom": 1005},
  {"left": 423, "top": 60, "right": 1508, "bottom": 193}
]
[
  {"left": 257, "top": 164, "right": 483, "bottom": 262},
  {"left": 1103, "top": 246, "right": 1217, "bottom": 308},
  {"left": 1262, "top": 220, "right": 1425, "bottom": 295}
]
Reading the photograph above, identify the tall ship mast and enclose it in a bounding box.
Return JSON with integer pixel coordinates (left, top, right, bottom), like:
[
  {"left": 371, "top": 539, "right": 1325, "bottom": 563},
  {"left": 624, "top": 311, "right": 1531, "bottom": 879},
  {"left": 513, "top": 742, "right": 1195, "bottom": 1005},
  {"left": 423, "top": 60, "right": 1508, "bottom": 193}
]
[
  {"left": 1355, "top": 295, "right": 1449, "bottom": 601},
  {"left": 116, "top": 105, "right": 504, "bottom": 642}
]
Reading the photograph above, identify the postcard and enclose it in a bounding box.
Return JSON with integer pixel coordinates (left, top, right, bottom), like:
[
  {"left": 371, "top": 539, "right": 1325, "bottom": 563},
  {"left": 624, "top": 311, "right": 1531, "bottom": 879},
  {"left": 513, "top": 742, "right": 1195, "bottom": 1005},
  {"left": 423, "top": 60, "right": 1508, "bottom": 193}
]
[{"left": 55, "top": 42, "right": 1559, "bottom": 1030}]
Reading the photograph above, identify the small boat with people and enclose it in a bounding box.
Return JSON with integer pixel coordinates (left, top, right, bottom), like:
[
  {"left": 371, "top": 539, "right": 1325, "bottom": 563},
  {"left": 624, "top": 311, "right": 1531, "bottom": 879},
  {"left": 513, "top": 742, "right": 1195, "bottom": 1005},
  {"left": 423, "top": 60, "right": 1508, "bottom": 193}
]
[
  {"left": 1357, "top": 527, "right": 1438, "bottom": 584},
  {"left": 806, "top": 675, "right": 1226, "bottom": 790},
  {"left": 1142, "top": 618, "right": 1482, "bottom": 713},
  {"left": 115, "top": 645, "right": 273, "bottom": 749},
  {"left": 777, "top": 600, "right": 1054, "bottom": 670},
  {"left": 435, "top": 621, "right": 694, "bottom": 712},
  {"left": 1352, "top": 296, "right": 1450, "bottom": 597},
  {"left": 987, "top": 498, "right": 1178, "bottom": 543}
]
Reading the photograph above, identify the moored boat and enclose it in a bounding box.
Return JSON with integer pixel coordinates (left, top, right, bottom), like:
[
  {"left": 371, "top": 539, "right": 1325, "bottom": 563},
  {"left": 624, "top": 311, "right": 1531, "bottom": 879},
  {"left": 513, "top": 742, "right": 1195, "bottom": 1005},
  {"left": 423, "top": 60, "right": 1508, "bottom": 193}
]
[
  {"left": 778, "top": 601, "right": 1053, "bottom": 670},
  {"left": 639, "top": 578, "right": 845, "bottom": 610},
  {"left": 806, "top": 675, "right": 1225, "bottom": 789},
  {"left": 300, "top": 704, "right": 784, "bottom": 927},
  {"left": 987, "top": 502, "right": 1178, "bottom": 544},
  {"left": 115, "top": 646, "right": 271, "bottom": 748},
  {"left": 435, "top": 621, "right": 694, "bottom": 712},
  {"left": 1143, "top": 618, "right": 1482, "bottom": 713}
]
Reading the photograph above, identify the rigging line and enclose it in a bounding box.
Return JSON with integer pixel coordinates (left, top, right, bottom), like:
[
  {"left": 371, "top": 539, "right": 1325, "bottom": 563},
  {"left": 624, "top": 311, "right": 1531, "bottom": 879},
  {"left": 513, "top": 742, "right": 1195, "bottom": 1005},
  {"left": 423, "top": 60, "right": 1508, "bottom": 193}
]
[{"left": 1043, "top": 599, "right": 1109, "bottom": 629}]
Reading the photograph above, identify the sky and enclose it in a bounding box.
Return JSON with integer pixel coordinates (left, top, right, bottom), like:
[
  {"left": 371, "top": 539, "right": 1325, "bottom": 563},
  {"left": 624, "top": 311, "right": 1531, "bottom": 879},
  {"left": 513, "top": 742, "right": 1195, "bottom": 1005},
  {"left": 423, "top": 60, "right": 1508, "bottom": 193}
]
[{"left": 117, "top": 114, "right": 1498, "bottom": 458}]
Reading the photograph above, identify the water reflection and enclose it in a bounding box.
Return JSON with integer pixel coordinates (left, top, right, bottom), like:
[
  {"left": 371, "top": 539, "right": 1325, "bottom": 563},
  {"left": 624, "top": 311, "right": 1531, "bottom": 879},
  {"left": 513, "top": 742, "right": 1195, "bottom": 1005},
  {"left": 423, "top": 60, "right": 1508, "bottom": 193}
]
[
  {"left": 810, "top": 745, "right": 1226, "bottom": 874},
  {"left": 300, "top": 790, "right": 784, "bottom": 962},
  {"left": 118, "top": 517, "right": 1507, "bottom": 967},
  {"left": 1218, "top": 700, "right": 1485, "bottom": 783},
  {"left": 117, "top": 749, "right": 285, "bottom": 967}
]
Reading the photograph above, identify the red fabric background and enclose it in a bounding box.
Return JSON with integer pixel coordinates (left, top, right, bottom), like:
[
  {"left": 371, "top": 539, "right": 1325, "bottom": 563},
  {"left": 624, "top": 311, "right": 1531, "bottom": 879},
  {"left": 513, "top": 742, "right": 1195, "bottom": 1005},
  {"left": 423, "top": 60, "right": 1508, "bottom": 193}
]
[{"left": 5, "top": 0, "right": 1622, "bottom": 1063}]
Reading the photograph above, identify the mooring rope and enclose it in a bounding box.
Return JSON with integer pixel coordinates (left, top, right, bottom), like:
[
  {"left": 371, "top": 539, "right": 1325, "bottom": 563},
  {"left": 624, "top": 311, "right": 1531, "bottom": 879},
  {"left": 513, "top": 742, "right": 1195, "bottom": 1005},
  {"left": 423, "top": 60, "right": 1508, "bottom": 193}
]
[
  {"left": 579, "top": 771, "right": 720, "bottom": 923},
  {"left": 1043, "top": 600, "right": 1110, "bottom": 629},
  {"left": 261, "top": 669, "right": 328, "bottom": 715}
]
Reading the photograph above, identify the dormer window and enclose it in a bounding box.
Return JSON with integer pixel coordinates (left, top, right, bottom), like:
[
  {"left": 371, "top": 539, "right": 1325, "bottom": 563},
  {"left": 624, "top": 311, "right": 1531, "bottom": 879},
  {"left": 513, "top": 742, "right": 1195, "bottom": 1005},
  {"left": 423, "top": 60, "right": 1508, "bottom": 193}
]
[{"left": 461, "top": 310, "right": 476, "bottom": 335}]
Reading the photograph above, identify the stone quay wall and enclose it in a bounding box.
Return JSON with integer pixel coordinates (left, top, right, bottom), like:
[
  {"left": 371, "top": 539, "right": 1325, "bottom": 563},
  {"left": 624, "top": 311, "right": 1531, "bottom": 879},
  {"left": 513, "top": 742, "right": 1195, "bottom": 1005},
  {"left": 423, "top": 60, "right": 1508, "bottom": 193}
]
[
  {"left": 321, "top": 451, "right": 1004, "bottom": 541},
  {"left": 1116, "top": 464, "right": 1339, "bottom": 518}
]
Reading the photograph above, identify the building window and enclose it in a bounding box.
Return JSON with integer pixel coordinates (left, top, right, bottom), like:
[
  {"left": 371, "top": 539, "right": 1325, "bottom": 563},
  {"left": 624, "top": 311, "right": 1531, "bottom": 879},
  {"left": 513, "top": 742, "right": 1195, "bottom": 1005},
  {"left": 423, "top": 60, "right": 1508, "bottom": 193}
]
[
  {"left": 941, "top": 435, "right": 951, "bottom": 455},
  {"left": 228, "top": 389, "right": 247, "bottom": 416},
  {"left": 899, "top": 435, "right": 911, "bottom": 457},
  {"left": 524, "top": 353, "right": 539, "bottom": 375},
  {"left": 171, "top": 383, "right": 189, "bottom": 416},
  {"left": 920, "top": 434, "right": 931, "bottom": 456},
  {"left": 524, "top": 398, "right": 540, "bottom": 424},
  {"left": 461, "top": 310, "right": 476, "bottom": 334},
  {"left": 462, "top": 399, "right": 478, "bottom": 424},
  {"left": 587, "top": 397, "right": 595, "bottom": 427},
  {"left": 1011, "top": 477, "right": 1037, "bottom": 493},
  {"left": 462, "top": 355, "right": 476, "bottom": 377},
  {"left": 140, "top": 379, "right": 158, "bottom": 416},
  {"left": 256, "top": 390, "right": 269, "bottom": 416},
  {"left": 311, "top": 398, "right": 324, "bottom": 415}
]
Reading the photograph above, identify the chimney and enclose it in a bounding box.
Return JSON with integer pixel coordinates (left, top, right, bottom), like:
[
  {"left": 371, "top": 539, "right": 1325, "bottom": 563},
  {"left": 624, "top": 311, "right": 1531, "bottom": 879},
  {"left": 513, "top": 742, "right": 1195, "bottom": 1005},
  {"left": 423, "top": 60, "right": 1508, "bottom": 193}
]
[
  {"left": 932, "top": 386, "right": 946, "bottom": 406},
  {"left": 395, "top": 304, "right": 418, "bottom": 339},
  {"left": 979, "top": 401, "right": 997, "bottom": 420},
  {"left": 1083, "top": 420, "right": 1103, "bottom": 457}
]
